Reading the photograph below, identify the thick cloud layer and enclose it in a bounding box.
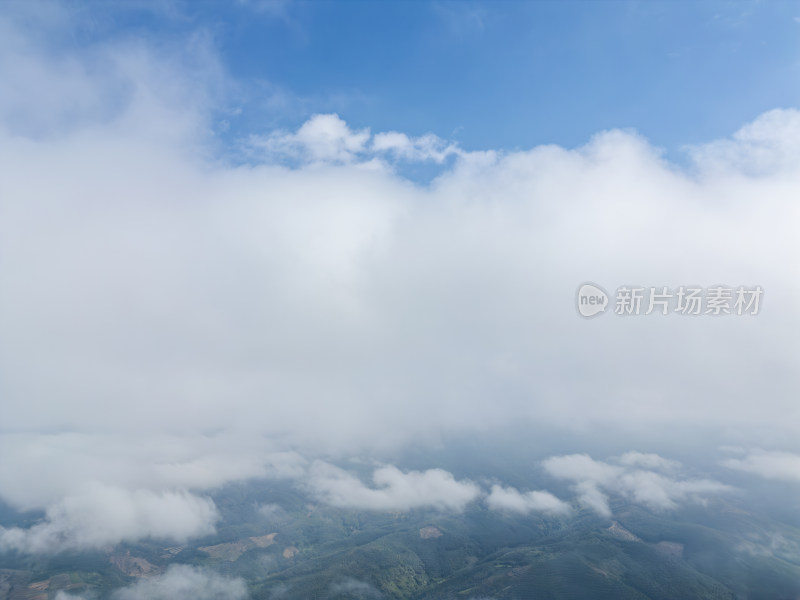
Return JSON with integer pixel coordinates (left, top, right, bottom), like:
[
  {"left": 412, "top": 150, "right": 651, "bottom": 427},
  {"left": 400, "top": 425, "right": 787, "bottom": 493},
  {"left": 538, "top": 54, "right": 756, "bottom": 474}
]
[{"left": 0, "top": 6, "right": 798, "bottom": 552}]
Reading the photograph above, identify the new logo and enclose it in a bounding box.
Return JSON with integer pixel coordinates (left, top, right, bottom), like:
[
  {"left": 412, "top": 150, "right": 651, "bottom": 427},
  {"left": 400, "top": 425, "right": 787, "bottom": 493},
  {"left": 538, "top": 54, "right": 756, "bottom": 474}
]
[{"left": 576, "top": 283, "right": 609, "bottom": 318}]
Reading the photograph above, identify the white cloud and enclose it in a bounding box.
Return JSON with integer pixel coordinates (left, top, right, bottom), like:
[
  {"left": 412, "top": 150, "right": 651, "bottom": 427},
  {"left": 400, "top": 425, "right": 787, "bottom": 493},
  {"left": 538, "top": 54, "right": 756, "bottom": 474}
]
[
  {"left": 0, "top": 433, "right": 306, "bottom": 550},
  {"left": 544, "top": 454, "right": 733, "bottom": 516},
  {"left": 0, "top": 6, "right": 223, "bottom": 143},
  {"left": 371, "top": 131, "right": 460, "bottom": 162},
  {"left": 307, "top": 463, "right": 481, "bottom": 512},
  {"left": 574, "top": 482, "right": 612, "bottom": 519},
  {"left": 724, "top": 450, "right": 800, "bottom": 482},
  {"left": 688, "top": 108, "right": 800, "bottom": 176},
  {"left": 485, "top": 484, "right": 571, "bottom": 516},
  {"left": 542, "top": 455, "right": 623, "bottom": 485},
  {"left": 0, "top": 484, "right": 218, "bottom": 552},
  {"left": 111, "top": 565, "right": 248, "bottom": 600},
  {"left": 249, "top": 113, "right": 370, "bottom": 164},
  {"left": 3, "top": 68, "right": 797, "bottom": 460},
  {"left": 247, "top": 113, "right": 461, "bottom": 165},
  {"left": 616, "top": 470, "right": 731, "bottom": 511},
  {"left": 0, "top": 433, "right": 304, "bottom": 511}
]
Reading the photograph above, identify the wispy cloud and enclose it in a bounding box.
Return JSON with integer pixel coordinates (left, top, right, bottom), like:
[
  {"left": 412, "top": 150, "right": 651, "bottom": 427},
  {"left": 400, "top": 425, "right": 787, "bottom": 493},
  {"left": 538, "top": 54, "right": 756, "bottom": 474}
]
[
  {"left": 112, "top": 565, "right": 248, "bottom": 600},
  {"left": 54, "top": 565, "right": 248, "bottom": 599},
  {"left": 724, "top": 450, "right": 800, "bottom": 482},
  {"left": 329, "top": 577, "right": 383, "bottom": 598}
]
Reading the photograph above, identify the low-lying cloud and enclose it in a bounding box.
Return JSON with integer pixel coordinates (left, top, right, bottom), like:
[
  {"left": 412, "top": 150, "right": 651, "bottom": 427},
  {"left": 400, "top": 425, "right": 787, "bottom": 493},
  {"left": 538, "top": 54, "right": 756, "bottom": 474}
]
[
  {"left": 112, "top": 564, "right": 248, "bottom": 600},
  {"left": 329, "top": 577, "right": 383, "bottom": 598},
  {"left": 0, "top": 484, "right": 218, "bottom": 553},
  {"left": 543, "top": 454, "right": 733, "bottom": 517},
  {"left": 307, "top": 463, "right": 481, "bottom": 512},
  {"left": 54, "top": 565, "right": 249, "bottom": 600},
  {"left": 485, "top": 485, "right": 571, "bottom": 516}
]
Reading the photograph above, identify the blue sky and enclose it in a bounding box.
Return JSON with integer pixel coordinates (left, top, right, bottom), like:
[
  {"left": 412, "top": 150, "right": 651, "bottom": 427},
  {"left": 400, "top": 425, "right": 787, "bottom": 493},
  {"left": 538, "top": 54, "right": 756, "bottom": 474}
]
[{"left": 63, "top": 0, "right": 800, "bottom": 160}]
